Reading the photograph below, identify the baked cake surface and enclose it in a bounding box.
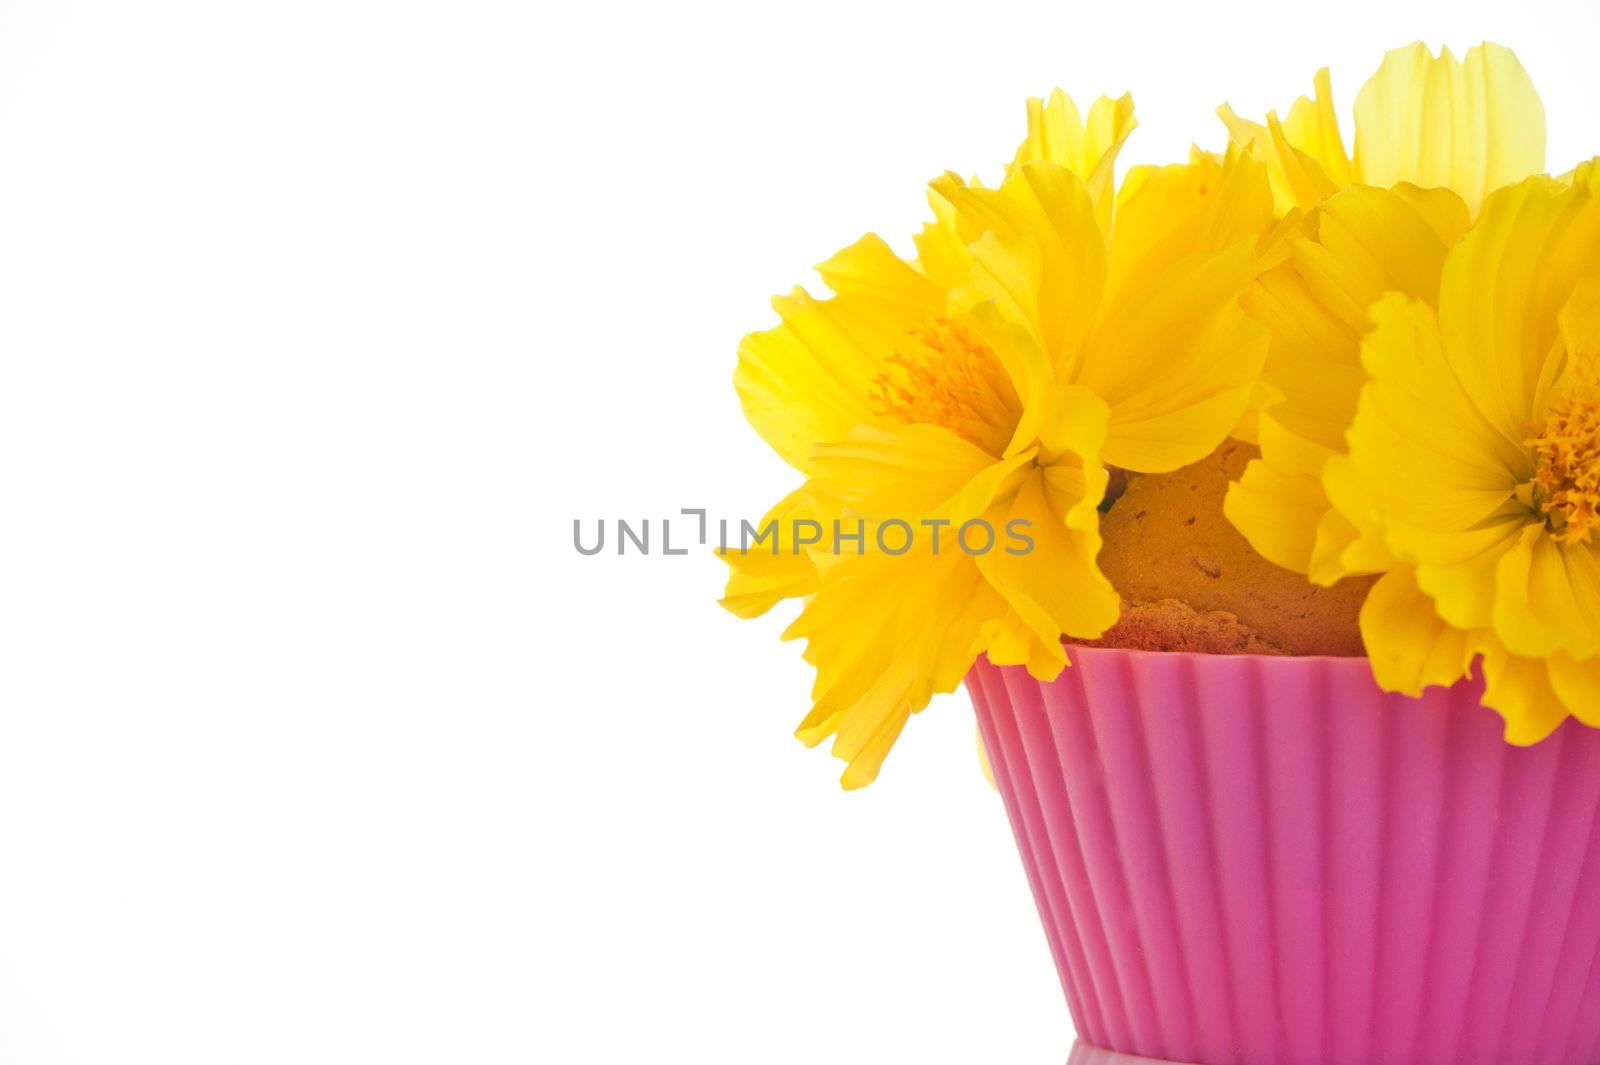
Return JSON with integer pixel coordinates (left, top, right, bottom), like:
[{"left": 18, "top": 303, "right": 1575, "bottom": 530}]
[{"left": 1092, "top": 440, "right": 1374, "bottom": 656}]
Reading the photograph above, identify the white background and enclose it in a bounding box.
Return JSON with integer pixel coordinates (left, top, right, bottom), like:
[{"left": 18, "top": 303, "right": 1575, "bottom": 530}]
[{"left": 1, "top": 2, "right": 1596, "bottom": 1062}]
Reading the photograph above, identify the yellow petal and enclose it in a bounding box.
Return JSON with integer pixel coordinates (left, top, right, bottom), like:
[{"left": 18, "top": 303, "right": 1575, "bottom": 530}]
[
  {"left": 1246, "top": 184, "right": 1466, "bottom": 384},
  {"left": 1492, "top": 527, "right": 1600, "bottom": 660},
  {"left": 1302, "top": 184, "right": 1464, "bottom": 324},
  {"left": 808, "top": 422, "right": 1035, "bottom": 522},
  {"left": 786, "top": 543, "right": 1006, "bottom": 789},
  {"left": 1308, "top": 503, "right": 1397, "bottom": 585},
  {"left": 1559, "top": 157, "right": 1600, "bottom": 194},
  {"left": 1352, "top": 41, "right": 1545, "bottom": 216},
  {"left": 1228, "top": 182, "right": 1463, "bottom": 578},
  {"left": 718, "top": 488, "right": 825, "bottom": 618},
  {"left": 1546, "top": 652, "right": 1600, "bottom": 728},
  {"left": 982, "top": 607, "right": 1070, "bottom": 680},
  {"left": 1009, "top": 91, "right": 1136, "bottom": 231},
  {"left": 1402, "top": 508, "right": 1528, "bottom": 632},
  {"left": 1278, "top": 68, "right": 1355, "bottom": 190},
  {"left": 977, "top": 385, "right": 1116, "bottom": 666},
  {"left": 1108, "top": 146, "right": 1274, "bottom": 303},
  {"left": 1224, "top": 451, "right": 1326, "bottom": 574},
  {"left": 1026, "top": 379, "right": 1112, "bottom": 470},
  {"left": 932, "top": 162, "right": 1107, "bottom": 367},
  {"left": 814, "top": 232, "right": 943, "bottom": 312},
  {"left": 959, "top": 301, "right": 1053, "bottom": 455},
  {"left": 1358, "top": 566, "right": 1476, "bottom": 695},
  {"left": 913, "top": 189, "right": 976, "bottom": 293},
  {"left": 1557, "top": 274, "right": 1600, "bottom": 362},
  {"left": 1243, "top": 253, "right": 1357, "bottom": 375},
  {"left": 1339, "top": 293, "right": 1527, "bottom": 536},
  {"left": 1478, "top": 635, "right": 1572, "bottom": 745},
  {"left": 1226, "top": 358, "right": 1371, "bottom": 575},
  {"left": 976, "top": 463, "right": 1119, "bottom": 649},
  {"left": 1083, "top": 242, "right": 1267, "bottom": 471},
  {"left": 1217, "top": 72, "right": 1344, "bottom": 215},
  {"left": 1240, "top": 185, "right": 1463, "bottom": 547},
  {"left": 1436, "top": 176, "right": 1598, "bottom": 452},
  {"left": 1262, "top": 361, "right": 1367, "bottom": 461},
  {"left": 1387, "top": 182, "right": 1473, "bottom": 248},
  {"left": 735, "top": 235, "right": 943, "bottom": 473}
]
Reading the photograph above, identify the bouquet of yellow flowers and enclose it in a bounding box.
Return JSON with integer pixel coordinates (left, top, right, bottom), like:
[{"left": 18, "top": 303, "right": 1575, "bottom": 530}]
[{"left": 724, "top": 42, "right": 1600, "bottom": 1065}]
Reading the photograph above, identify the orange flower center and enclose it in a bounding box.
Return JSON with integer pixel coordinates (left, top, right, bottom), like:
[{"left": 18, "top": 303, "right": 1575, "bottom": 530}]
[
  {"left": 869, "top": 317, "right": 1019, "bottom": 455},
  {"left": 1527, "top": 382, "right": 1600, "bottom": 544}
]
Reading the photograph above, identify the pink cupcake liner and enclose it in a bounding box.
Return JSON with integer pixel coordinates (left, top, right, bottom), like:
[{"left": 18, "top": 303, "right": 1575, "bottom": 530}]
[{"left": 967, "top": 647, "right": 1600, "bottom": 1065}]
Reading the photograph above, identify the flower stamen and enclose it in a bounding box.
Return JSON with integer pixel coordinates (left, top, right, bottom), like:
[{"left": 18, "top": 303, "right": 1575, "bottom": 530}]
[
  {"left": 869, "top": 317, "right": 1019, "bottom": 455},
  {"left": 1526, "top": 379, "right": 1600, "bottom": 544}
]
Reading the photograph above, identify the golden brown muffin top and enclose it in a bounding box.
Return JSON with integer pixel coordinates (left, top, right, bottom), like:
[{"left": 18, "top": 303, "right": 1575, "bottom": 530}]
[{"left": 1093, "top": 440, "right": 1375, "bottom": 657}]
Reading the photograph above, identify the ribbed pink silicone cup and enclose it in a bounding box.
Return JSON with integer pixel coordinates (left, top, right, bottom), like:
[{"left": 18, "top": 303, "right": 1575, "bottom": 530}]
[{"left": 968, "top": 647, "right": 1600, "bottom": 1065}]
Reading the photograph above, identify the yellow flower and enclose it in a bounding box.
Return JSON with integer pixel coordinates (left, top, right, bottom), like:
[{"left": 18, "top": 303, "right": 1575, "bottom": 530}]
[
  {"left": 733, "top": 138, "right": 1272, "bottom": 787},
  {"left": 1223, "top": 42, "right": 1551, "bottom": 579},
  {"left": 1226, "top": 182, "right": 1471, "bottom": 579},
  {"left": 1219, "top": 41, "right": 1544, "bottom": 218},
  {"left": 1317, "top": 171, "right": 1600, "bottom": 741},
  {"left": 723, "top": 91, "right": 1134, "bottom": 621}
]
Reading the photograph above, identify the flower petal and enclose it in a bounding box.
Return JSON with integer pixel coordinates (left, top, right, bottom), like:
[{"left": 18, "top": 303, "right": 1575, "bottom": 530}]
[
  {"left": 808, "top": 423, "right": 1005, "bottom": 516},
  {"left": 932, "top": 162, "right": 1107, "bottom": 367},
  {"left": 1009, "top": 90, "right": 1136, "bottom": 231},
  {"left": 1336, "top": 293, "right": 1527, "bottom": 537},
  {"left": 1359, "top": 567, "right": 1477, "bottom": 695},
  {"left": 1083, "top": 242, "right": 1267, "bottom": 471},
  {"left": 1557, "top": 274, "right": 1600, "bottom": 363},
  {"left": 1309, "top": 504, "right": 1397, "bottom": 585},
  {"left": 1108, "top": 146, "right": 1273, "bottom": 300},
  {"left": 1436, "top": 175, "right": 1599, "bottom": 451},
  {"left": 1217, "top": 66, "right": 1347, "bottom": 214},
  {"left": 718, "top": 488, "right": 825, "bottom": 618},
  {"left": 1352, "top": 41, "right": 1545, "bottom": 216},
  {"left": 1278, "top": 68, "right": 1355, "bottom": 190},
  {"left": 735, "top": 235, "right": 943, "bottom": 473},
  {"left": 1560, "top": 157, "right": 1600, "bottom": 194},
  {"left": 786, "top": 544, "right": 1006, "bottom": 789},
  {"left": 1225, "top": 360, "right": 1366, "bottom": 575},
  {"left": 1404, "top": 508, "right": 1528, "bottom": 632},
  {"left": 1492, "top": 527, "right": 1600, "bottom": 660},
  {"left": 1478, "top": 635, "right": 1572, "bottom": 745},
  {"left": 1547, "top": 652, "right": 1600, "bottom": 728},
  {"left": 976, "top": 464, "right": 1119, "bottom": 649},
  {"left": 1224, "top": 453, "right": 1326, "bottom": 573},
  {"left": 1293, "top": 184, "right": 1465, "bottom": 332},
  {"left": 1236, "top": 185, "right": 1471, "bottom": 573},
  {"left": 913, "top": 189, "right": 976, "bottom": 293},
  {"left": 814, "top": 232, "right": 944, "bottom": 311},
  {"left": 808, "top": 422, "right": 1037, "bottom": 526},
  {"left": 981, "top": 608, "right": 1070, "bottom": 680}
]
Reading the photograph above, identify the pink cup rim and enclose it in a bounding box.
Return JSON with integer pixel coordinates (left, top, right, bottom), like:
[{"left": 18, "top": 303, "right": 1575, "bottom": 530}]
[{"left": 1050, "top": 642, "right": 1380, "bottom": 669}]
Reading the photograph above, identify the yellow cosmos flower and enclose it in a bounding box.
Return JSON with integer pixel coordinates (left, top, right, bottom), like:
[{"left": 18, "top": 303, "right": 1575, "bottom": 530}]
[
  {"left": 1219, "top": 40, "right": 1545, "bottom": 218},
  {"left": 731, "top": 140, "right": 1272, "bottom": 787},
  {"left": 1223, "top": 42, "right": 1552, "bottom": 579},
  {"left": 1311, "top": 170, "right": 1600, "bottom": 741},
  {"left": 722, "top": 90, "right": 1134, "bottom": 621},
  {"left": 1225, "top": 181, "right": 1471, "bottom": 579}
]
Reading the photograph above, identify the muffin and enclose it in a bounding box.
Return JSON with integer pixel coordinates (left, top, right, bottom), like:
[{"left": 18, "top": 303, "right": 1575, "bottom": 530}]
[{"left": 1086, "top": 439, "right": 1375, "bottom": 657}]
